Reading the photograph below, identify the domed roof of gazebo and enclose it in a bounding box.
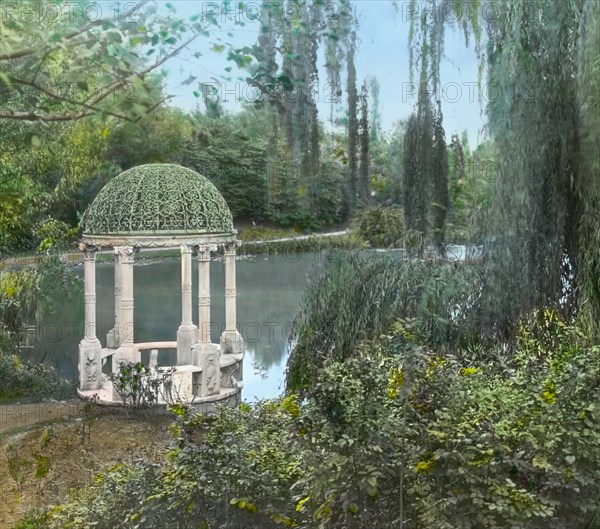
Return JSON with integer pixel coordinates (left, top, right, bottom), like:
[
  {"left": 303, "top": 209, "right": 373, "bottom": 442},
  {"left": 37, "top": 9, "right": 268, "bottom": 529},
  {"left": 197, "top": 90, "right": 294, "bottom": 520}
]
[{"left": 81, "top": 164, "right": 234, "bottom": 237}]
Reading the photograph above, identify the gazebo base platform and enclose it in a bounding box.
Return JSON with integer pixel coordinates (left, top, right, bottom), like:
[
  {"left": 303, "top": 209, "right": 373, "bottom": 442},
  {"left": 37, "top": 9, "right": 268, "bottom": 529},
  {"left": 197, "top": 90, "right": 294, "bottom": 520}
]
[
  {"left": 78, "top": 346, "right": 244, "bottom": 413},
  {"left": 78, "top": 381, "right": 242, "bottom": 414}
]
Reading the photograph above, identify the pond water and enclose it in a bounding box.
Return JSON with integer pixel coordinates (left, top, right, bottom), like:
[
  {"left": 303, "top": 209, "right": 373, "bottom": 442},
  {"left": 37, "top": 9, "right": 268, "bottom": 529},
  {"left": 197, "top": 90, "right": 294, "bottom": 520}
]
[{"left": 24, "top": 253, "right": 325, "bottom": 402}]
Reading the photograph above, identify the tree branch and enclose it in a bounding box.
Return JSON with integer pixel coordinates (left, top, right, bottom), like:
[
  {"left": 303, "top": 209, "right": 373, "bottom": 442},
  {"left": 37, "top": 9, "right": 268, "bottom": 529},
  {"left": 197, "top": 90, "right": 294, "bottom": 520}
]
[
  {"left": 133, "top": 94, "right": 175, "bottom": 123},
  {"left": 1, "top": 24, "right": 202, "bottom": 122},
  {"left": 0, "top": 1, "right": 148, "bottom": 61},
  {"left": 10, "top": 76, "right": 134, "bottom": 122},
  {"left": 0, "top": 111, "right": 94, "bottom": 121},
  {"left": 80, "top": 33, "right": 201, "bottom": 111}
]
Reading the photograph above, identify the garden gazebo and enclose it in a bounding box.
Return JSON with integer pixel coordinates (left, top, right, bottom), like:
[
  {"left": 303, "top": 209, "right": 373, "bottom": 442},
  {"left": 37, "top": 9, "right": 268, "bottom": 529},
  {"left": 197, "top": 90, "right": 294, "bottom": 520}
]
[{"left": 76, "top": 164, "right": 243, "bottom": 406}]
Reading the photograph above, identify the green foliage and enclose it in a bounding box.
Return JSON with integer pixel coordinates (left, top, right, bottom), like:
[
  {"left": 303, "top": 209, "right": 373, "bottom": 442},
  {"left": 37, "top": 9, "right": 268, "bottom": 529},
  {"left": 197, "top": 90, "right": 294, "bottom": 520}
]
[
  {"left": 353, "top": 206, "right": 404, "bottom": 248},
  {"left": 241, "top": 0, "right": 354, "bottom": 222},
  {"left": 1, "top": 254, "right": 81, "bottom": 333},
  {"left": 446, "top": 136, "right": 497, "bottom": 243},
  {"left": 0, "top": 254, "right": 78, "bottom": 401},
  {"left": 358, "top": 81, "right": 370, "bottom": 203},
  {"left": 238, "top": 227, "right": 298, "bottom": 242},
  {"left": 111, "top": 362, "right": 173, "bottom": 408},
  {"left": 402, "top": 92, "right": 449, "bottom": 250},
  {"left": 30, "top": 316, "right": 600, "bottom": 529},
  {"left": 346, "top": 30, "right": 359, "bottom": 211},
  {"left": 32, "top": 218, "right": 77, "bottom": 252},
  {"left": 576, "top": 0, "right": 600, "bottom": 338},
  {"left": 0, "top": 0, "right": 218, "bottom": 122},
  {"left": 407, "top": 0, "right": 600, "bottom": 340},
  {"left": 0, "top": 339, "right": 74, "bottom": 402},
  {"left": 286, "top": 251, "right": 482, "bottom": 391},
  {"left": 238, "top": 234, "right": 366, "bottom": 257},
  {"left": 184, "top": 110, "right": 270, "bottom": 222},
  {"left": 431, "top": 105, "right": 448, "bottom": 248},
  {"left": 109, "top": 107, "right": 194, "bottom": 169},
  {"left": 38, "top": 462, "right": 164, "bottom": 529}
]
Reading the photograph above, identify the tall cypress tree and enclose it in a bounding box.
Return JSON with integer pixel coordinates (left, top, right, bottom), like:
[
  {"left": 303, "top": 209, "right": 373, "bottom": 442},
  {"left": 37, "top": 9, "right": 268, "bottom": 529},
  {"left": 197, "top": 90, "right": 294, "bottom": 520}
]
[
  {"left": 346, "top": 30, "right": 359, "bottom": 212},
  {"left": 358, "top": 81, "right": 370, "bottom": 203},
  {"left": 431, "top": 104, "right": 449, "bottom": 252}
]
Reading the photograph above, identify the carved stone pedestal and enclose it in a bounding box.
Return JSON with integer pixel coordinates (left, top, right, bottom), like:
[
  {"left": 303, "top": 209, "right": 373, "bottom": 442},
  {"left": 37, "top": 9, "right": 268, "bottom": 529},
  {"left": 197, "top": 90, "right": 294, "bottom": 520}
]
[{"left": 78, "top": 338, "right": 102, "bottom": 391}]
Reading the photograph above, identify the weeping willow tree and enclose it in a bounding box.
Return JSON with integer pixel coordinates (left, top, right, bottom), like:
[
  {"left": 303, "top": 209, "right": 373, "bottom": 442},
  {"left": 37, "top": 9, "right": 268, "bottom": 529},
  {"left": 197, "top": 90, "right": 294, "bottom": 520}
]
[
  {"left": 408, "top": 0, "right": 600, "bottom": 338},
  {"left": 403, "top": 113, "right": 419, "bottom": 232},
  {"left": 576, "top": 0, "right": 600, "bottom": 337},
  {"left": 449, "top": 133, "right": 466, "bottom": 226}
]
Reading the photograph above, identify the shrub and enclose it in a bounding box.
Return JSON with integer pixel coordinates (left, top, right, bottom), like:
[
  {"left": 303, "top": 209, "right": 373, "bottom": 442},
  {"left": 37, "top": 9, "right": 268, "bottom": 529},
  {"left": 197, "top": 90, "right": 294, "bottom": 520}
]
[
  {"left": 238, "top": 233, "right": 366, "bottom": 257},
  {"left": 33, "top": 320, "right": 600, "bottom": 529},
  {"left": 0, "top": 333, "right": 74, "bottom": 402},
  {"left": 32, "top": 218, "right": 77, "bottom": 252},
  {"left": 353, "top": 206, "right": 404, "bottom": 248},
  {"left": 0, "top": 254, "right": 79, "bottom": 401},
  {"left": 111, "top": 361, "right": 174, "bottom": 407}
]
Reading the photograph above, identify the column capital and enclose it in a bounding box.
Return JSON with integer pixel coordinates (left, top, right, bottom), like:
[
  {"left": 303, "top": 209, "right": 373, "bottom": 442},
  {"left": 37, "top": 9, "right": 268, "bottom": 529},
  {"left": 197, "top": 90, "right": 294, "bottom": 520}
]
[
  {"left": 197, "top": 243, "right": 218, "bottom": 261},
  {"left": 180, "top": 244, "right": 193, "bottom": 255},
  {"left": 78, "top": 243, "right": 100, "bottom": 260},
  {"left": 223, "top": 241, "right": 239, "bottom": 256},
  {"left": 114, "top": 245, "right": 135, "bottom": 263}
]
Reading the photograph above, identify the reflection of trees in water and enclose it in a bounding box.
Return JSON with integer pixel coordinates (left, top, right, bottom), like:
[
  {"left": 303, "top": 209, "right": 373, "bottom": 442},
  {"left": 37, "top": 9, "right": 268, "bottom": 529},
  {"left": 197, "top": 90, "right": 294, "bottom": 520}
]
[{"left": 236, "top": 255, "right": 315, "bottom": 369}]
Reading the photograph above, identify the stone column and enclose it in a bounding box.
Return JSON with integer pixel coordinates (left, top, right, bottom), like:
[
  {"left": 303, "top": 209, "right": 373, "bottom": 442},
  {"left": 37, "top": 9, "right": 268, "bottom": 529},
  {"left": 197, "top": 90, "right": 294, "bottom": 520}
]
[
  {"left": 177, "top": 245, "right": 197, "bottom": 365},
  {"left": 220, "top": 242, "right": 243, "bottom": 355},
  {"left": 113, "top": 246, "right": 137, "bottom": 378},
  {"left": 197, "top": 245, "right": 215, "bottom": 346},
  {"left": 106, "top": 249, "right": 122, "bottom": 348},
  {"left": 78, "top": 243, "right": 102, "bottom": 391},
  {"left": 192, "top": 245, "right": 219, "bottom": 396}
]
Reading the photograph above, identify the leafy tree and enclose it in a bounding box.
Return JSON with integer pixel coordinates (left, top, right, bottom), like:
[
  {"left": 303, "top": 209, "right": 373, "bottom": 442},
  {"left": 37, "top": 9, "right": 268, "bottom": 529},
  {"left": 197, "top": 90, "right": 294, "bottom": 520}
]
[
  {"left": 576, "top": 0, "right": 600, "bottom": 336},
  {"left": 109, "top": 105, "right": 194, "bottom": 169},
  {"left": 448, "top": 133, "right": 465, "bottom": 226},
  {"left": 0, "top": 0, "right": 214, "bottom": 122},
  {"left": 402, "top": 113, "right": 419, "bottom": 232},
  {"left": 368, "top": 77, "right": 381, "bottom": 144},
  {"left": 184, "top": 109, "right": 269, "bottom": 222},
  {"left": 382, "top": 120, "right": 406, "bottom": 205},
  {"left": 408, "top": 0, "right": 600, "bottom": 338},
  {"left": 239, "top": 0, "right": 355, "bottom": 225}
]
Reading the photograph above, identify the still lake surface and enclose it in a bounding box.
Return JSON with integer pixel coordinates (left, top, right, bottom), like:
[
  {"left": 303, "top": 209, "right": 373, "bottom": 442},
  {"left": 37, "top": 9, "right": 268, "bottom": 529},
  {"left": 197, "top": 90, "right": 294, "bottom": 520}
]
[{"left": 26, "top": 253, "right": 325, "bottom": 401}]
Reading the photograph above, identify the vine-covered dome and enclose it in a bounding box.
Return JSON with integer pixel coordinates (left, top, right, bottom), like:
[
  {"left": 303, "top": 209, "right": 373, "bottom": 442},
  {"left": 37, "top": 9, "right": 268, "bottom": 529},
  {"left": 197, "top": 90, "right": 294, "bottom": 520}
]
[{"left": 82, "top": 164, "right": 234, "bottom": 235}]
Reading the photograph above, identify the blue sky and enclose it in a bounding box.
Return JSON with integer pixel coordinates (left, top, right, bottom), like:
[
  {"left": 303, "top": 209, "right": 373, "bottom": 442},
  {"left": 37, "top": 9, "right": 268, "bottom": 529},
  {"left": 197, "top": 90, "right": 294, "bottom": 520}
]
[{"left": 161, "top": 1, "right": 486, "bottom": 146}]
